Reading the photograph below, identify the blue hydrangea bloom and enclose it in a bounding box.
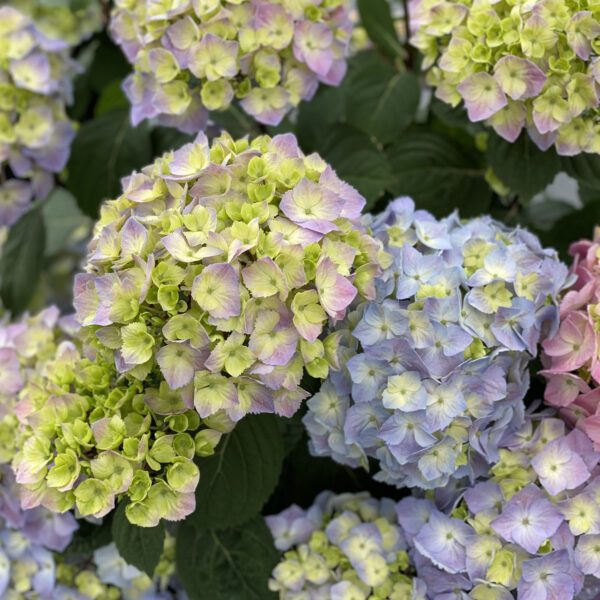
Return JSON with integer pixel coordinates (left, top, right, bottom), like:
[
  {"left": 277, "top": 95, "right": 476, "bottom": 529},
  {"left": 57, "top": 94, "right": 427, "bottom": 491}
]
[{"left": 304, "top": 197, "right": 570, "bottom": 488}]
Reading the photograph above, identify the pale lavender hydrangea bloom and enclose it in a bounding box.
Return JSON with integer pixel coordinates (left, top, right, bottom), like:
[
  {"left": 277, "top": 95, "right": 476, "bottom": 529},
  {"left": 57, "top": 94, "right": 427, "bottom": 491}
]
[
  {"left": 0, "top": 5, "right": 99, "bottom": 227},
  {"left": 396, "top": 414, "right": 600, "bottom": 600},
  {"left": 304, "top": 197, "right": 569, "bottom": 489},
  {"left": 110, "top": 0, "right": 353, "bottom": 131},
  {"left": 266, "top": 491, "right": 427, "bottom": 599}
]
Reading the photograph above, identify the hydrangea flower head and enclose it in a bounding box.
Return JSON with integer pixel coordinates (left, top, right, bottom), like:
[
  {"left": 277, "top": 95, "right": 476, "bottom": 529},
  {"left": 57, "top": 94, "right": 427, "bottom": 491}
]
[
  {"left": 7, "top": 308, "right": 228, "bottom": 527},
  {"left": 304, "top": 197, "right": 568, "bottom": 489},
  {"left": 74, "top": 132, "right": 383, "bottom": 426},
  {"left": 109, "top": 0, "right": 353, "bottom": 131},
  {"left": 0, "top": 311, "right": 183, "bottom": 597},
  {"left": 10, "top": 0, "right": 103, "bottom": 46},
  {"left": 396, "top": 414, "right": 600, "bottom": 600},
  {"left": 541, "top": 229, "right": 600, "bottom": 449},
  {"left": 0, "top": 3, "right": 102, "bottom": 228},
  {"left": 266, "top": 491, "right": 427, "bottom": 599},
  {"left": 410, "top": 0, "right": 600, "bottom": 155}
]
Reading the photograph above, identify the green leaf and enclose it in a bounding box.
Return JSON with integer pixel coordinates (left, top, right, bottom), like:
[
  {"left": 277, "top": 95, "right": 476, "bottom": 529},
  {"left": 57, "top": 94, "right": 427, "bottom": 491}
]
[
  {"left": 486, "top": 133, "right": 560, "bottom": 201},
  {"left": 66, "top": 108, "right": 152, "bottom": 218},
  {"left": 346, "top": 60, "right": 419, "bottom": 145},
  {"left": 112, "top": 501, "right": 165, "bottom": 576},
  {"left": 87, "top": 33, "right": 131, "bottom": 94},
  {"left": 63, "top": 515, "right": 113, "bottom": 560},
  {"left": 386, "top": 129, "right": 492, "bottom": 217},
  {"left": 295, "top": 84, "right": 346, "bottom": 152},
  {"left": 211, "top": 103, "right": 261, "bottom": 139},
  {"left": 191, "top": 414, "right": 283, "bottom": 530},
  {"left": 151, "top": 127, "right": 194, "bottom": 157},
  {"left": 42, "top": 187, "right": 90, "bottom": 256},
  {"left": 357, "top": 0, "right": 404, "bottom": 58},
  {"left": 538, "top": 201, "right": 600, "bottom": 260},
  {"left": 561, "top": 154, "right": 600, "bottom": 192},
  {"left": 176, "top": 517, "right": 278, "bottom": 600},
  {"left": 0, "top": 208, "right": 46, "bottom": 313},
  {"left": 95, "top": 80, "right": 128, "bottom": 117},
  {"left": 319, "top": 124, "right": 394, "bottom": 208}
]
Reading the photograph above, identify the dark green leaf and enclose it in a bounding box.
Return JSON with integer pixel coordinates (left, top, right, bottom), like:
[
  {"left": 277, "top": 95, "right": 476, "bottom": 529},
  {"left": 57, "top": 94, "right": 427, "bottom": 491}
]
[
  {"left": 561, "top": 154, "right": 600, "bottom": 193},
  {"left": 319, "top": 125, "right": 394, "bottom": 208},
  {"left": 151, "top": 127, "right": 195, "bottom": 156},
  {"left": 87, "top": 33, "right": 131, "bottom": 94},
  {"left": 486, "top": 133, "right": 560, "bottom": 201},
  {"left": 211, "top": 103, "right": 261, "bottom": 139},
  {"left": 95, "top": 80, "right": 128, "bottom": 116},
  {"left": 538, "top": 202, "right": 600, "bottom": 260},
  {"left": 357, "top": 0, "right": 404, "bottom": 58},
  {"left": 191, "top": 414, "right": 284, "bottom": 530},
  {"left": 112, "top": 501, "right": 165, "bottom": 576},
  {"left": 0, "top": 208, "right": 46, "bottom": 313},
  {"left": 176, "top": 517, "right": 278, "bottom": 600},
  {"left": 42, "top": 187, "right": 90, "bottom": 256},
  {"left": 264, "top": 433, "right": 401, "bottom": 514},
  {"left": 295, "top": 84, "right": 346, "bottom": 152},
  {"left": 66, "top": 109, "right": 152, "bottom": 217},
  {"left": 346, "top": 61, "right": 419, "bottom": 144},
  {"left": 387, "top": 129, "right": 492, "bottom": 216},
  {"left": 63, "top": 515, "right": 113, "bottom": 560}
]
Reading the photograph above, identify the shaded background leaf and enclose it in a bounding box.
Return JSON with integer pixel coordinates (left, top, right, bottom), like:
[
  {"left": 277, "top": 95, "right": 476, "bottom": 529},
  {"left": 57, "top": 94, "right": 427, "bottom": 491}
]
[
  {"left": 66, "top": 108, "right": 152, "bottom": 217},
  {"left": 0, "top": 208, "right": 46, "bottom": 314},
  {"left": 486, "top": 134, "right": 560, "bottom": 201},
  {"left": 176, "top": 517, "right": 278, "bottom": 600},
  {"left": 191, "top": 414, "right": 284, "bottom": 530},
  {"left": 112, "top": 501, "right": 165, "bottom": 577},
  {"left": 386, "top": 129, "right": 492, "bottom": 216}
]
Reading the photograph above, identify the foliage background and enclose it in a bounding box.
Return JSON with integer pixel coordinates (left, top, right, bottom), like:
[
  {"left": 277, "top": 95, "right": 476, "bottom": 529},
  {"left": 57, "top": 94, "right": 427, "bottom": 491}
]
[{"left": 3, "top": 0, "right": 599, "bottom": 597}]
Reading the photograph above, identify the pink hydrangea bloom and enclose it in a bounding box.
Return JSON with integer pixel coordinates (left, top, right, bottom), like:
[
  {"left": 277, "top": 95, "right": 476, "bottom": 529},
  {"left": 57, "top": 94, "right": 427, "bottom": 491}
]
[{"left": 542, "top": 230, "right": 600, "bottom": 449}]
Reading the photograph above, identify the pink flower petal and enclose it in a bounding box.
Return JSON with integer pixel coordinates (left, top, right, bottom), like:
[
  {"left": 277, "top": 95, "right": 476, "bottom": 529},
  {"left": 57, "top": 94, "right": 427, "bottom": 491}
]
[{"left": 457, "top": 72, "right": 508, "bottom": 122}]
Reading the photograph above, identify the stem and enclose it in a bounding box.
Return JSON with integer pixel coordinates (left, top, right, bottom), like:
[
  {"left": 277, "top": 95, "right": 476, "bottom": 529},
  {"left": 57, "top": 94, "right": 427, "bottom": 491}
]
[{"left": 401, "top": 0, "right": 414, "bottom": 70}]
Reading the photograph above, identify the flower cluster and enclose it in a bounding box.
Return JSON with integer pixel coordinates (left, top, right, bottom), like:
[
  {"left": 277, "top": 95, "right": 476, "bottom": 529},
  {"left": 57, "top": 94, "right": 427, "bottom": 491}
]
[
  {"left": 266, "top": 491, "right": 427, "bottom": 599},
  {"left": 74, "top": 132, "right": 382, "bottom": 425},
  {"left": 10, "top": 0, "right": 103, "bottom": 47},
  {"left": 0, "top": 309, "right": 181, "bottom": 597},
  {"left": 541, "top": 230, "right": 600, "bottom": 450},
  {"left": 410, "top": 0, "right": 600, "bottom": 155},
  {"left": 304, "top": 197, "right": 568, "bottom": 489},
  {"left": 399, "top": 414, "right": 600, "bottom": 600},
  {"left": 0, "top": 462, "right": 180, "bottom": 598},
  {"left": 109, "top": 0, "right": 353, "bottom": 131},
  {"left": 80, "top": 535, "right": 179, "bottom": 599},
  {"left": 0, "top": 462, "right": 79, "bottom": 598},
  {"left": 0, "top": 4, "right": 99, "bottom": 228},
  {"left": 0, "top": 305, "right": 67, "bottom": 463},
  {"left": 4, "top": 308, "right": 226, "bottom": 527}
]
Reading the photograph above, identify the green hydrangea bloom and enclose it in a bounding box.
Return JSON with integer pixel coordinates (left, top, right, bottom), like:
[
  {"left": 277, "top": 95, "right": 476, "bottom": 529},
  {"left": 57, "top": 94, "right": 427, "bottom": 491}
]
[
  {"left": 73, "top": 131, "right": 385, "bottom": 424},
  {"left": 11, "top": 310, "right": 229, "bottom": 527},
  {"left": 410, "top": 0, "right": 600, "bottom": 155}
]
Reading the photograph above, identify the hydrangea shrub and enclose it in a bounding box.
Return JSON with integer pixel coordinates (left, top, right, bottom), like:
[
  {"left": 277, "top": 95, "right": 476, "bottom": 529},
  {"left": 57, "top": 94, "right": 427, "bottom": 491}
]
[
  {"left": 74, "top": 131, "right": 383, "bottom": 425},
  {"left": 541, "top": 230, "right": 600, "bottom": 450},
  {"left": 109, "top": 0, "right": 353, "bottom": 131},
  {"left": 266, "top": 491, "right": 427, "bottom": 599},
  {"left": 304, "top": 197, "right": 569, "bottom": 488},
  {"left": 410, "top": 0, "right": 600, "bottom": 155},
  {"left": 0, "top": 3, "right": 102, "bottom": 228},
  {"left": 399, "top": 414, "right": 600, "bottom": 600}
]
